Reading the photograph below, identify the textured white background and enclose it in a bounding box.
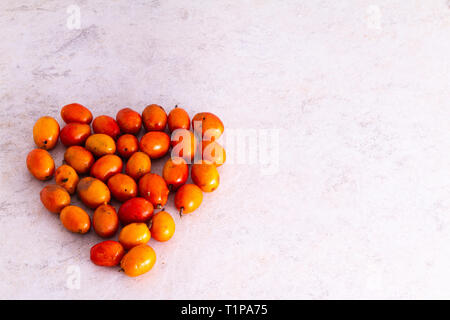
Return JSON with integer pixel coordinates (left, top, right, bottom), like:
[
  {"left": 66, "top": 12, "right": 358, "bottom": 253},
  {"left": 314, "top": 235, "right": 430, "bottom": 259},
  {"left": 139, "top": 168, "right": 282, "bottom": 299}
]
[{"left": 1, "top": 0, "right": 450, "bottom": 299}]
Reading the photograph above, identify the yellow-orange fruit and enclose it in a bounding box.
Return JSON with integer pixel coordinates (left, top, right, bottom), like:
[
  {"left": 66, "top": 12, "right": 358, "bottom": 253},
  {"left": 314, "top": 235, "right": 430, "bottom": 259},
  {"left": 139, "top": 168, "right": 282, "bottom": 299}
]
[
  {"left": 191, "top": 161, "right": 220, "bottom": 192},
  {"left": 55, "top": 164, "right": 79, "bottom": 194},
  {"left": 33, "top": 116, "right": 60, "bottom": 150},
  {"left": 170, "top": 129, "right": 197, "bottom": 161},
  {"left": 119, "top": 223, "right": 151, "bottom": 249},
  {"left": 90, "top": 155, "right": 123, "bottom": 182},
  {"left": 92, "top": 115, "right": 121, "bottom": 140},
  {"left": 120, "top": 244, "right": 156, "bottom": 277},
  {"left": 168, "top": 106, "right": 190, "bottom": 132},
  {"left": 139, "top": 131, "right": 170, "bottom": 159},
  {"left": 64, "top": 146, "right": 94, "bottom": 174},
  {"left": 150, "top": 211, "right": 175, "bottom": 242},
  {"left": 107, "top": 173, "right": 137, "bottom": 202},
  {"left": 192, "top": 112, "right": 224, "bottom": 141},
  {"left": 174, "top": 184, "right": 203, "bottom": 215},
  {"left": 26, "top": 149, "right": 55, "bottom": 181},
  {"left": 40, "top": 184, "right": 71, "bottom": 213},
  {"left": 201, "top": 141, "right": 226, "bottom": 166},
  {"left": 116, "top": 134, "right": 139, "bottom": 158},
  {"left": 93, "top": 204, "right": 119, "bottom": 238},
  {"left": 142, "top": 104, "right": 167, "bottom": 131},
  {"left": 85, "top": 134, "right": 116, "bottom": 158},
  {"left": 125, "top": 151, "right": 151, "bottom": 181},
  {"left": 77, "top": 177, "right": 111, "bottom": 209},
  {"left": 60, "top": 205, "right": 91, "bottom": 234}
]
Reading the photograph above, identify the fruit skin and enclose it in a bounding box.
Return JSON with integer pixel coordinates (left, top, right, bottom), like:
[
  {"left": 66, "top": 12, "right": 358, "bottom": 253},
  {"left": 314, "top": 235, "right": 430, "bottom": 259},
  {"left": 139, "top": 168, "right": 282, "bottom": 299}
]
[
  {"left": 125, "top": 151, "right": 151, "bottom": 181},
  {"left": 117, "top": 134, "right": 139, "bottom": 158},
  {"left": 191, "top": 161, "right": 220, "bottom": 192},
  {"left": 168, "top": 106, "right": 190, "bottom": 132},
  {"left": 119, "top": 223, "right": 151, "bottom": 249},
  {"left": 92, "top": 115, "right": 121, "bottom": 140},
  {"left": 85, "top": 134, "right": 116, "bottom": 158},
  {"left": 140, "top": 131, "right": 170, "bottom": 159},
  {"left": 107, "top": 173, "right": 137, "bottom": 202},
  {"left": 192, "top": 112, "right": 224, "bottom": 141},
  {"left": 90, "top": 241, "right": 125, "bottom": 267},
  {"left": 201, "top": 141, "right": 226, "bottom": 167},
  {"left": 118, "top": 197, "right": 154, "bottom": 225},
  {"left": 60, "top": 123, "right": 91, "bottom": 147},
  {"left": 33, "top": 116, "right": 60, "bottom": 150},
  {"left": 138, "top": 173, "right": 169, "bottom": 208},
  {"left": 60, "top": 205, "right": 91, "bottom": 234},
  {"left": 27, "top": 149, "right": 55, "bottom": 181},
  {"left": 40, "top": 184, "right": 71, "bottom": 213},
  {"left": 170, "top": 129, "right": 197, "bottom": 161},
  {"left": 150, "top": 211, "right": 175, "bottom": 242},
  {"left": 77, "top": 177, "right": 111, "bottom": 209},
  {"left": 120, "top": 244, "right": 156, "bottom": 277},
  {"left": 90, "top": 154, "right": 123, "bottom": 182},
  {"left": 55, "top": 164, "right": 79, "bottom": 194},
  {"left": 93, "top": 204, "right": 119, "bottom": 238},
  {"left": 116, "top": 108, "right": 142, "bottom": 135},
  {"left": 162, "top": 157, "right": 188, "bottom": 191},
  {"left": 61, "top": 103, "right": 93, "bottom": 124},
  {"left": 142, "top": 104, "right": 167, "bottom": 131},
  {"left": 174, "top": 184, "right": 203, "bottom": 214},
  {"left": 64, "top": 146, "right": 95, "bottom": 174}
]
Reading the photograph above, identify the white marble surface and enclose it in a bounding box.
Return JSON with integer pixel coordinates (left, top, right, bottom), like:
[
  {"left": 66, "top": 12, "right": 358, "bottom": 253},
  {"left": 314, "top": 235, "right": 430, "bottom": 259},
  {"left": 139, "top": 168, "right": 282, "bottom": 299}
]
[{"left": 1, "top": 0, "right": 450, "bottom": 299}]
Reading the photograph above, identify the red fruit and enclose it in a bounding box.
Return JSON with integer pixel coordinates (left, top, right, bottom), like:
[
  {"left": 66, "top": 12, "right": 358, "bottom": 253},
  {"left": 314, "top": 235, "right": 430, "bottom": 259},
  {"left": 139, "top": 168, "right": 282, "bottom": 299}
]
[
  {"left": 118, "top": 197, "right": 154, "bottom": 225},
  {"left": 92, "top": 115, "right": 121, "bottom": 140},
  {"left": 90, "top": 241, "right": 125, "bottom": 267}
]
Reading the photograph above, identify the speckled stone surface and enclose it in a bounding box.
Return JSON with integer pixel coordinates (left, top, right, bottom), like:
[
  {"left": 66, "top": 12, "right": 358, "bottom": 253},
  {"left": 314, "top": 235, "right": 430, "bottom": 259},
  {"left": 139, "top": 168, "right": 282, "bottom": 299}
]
[{"left": 1, "top": 0, "right": 450, "bottom": 299}]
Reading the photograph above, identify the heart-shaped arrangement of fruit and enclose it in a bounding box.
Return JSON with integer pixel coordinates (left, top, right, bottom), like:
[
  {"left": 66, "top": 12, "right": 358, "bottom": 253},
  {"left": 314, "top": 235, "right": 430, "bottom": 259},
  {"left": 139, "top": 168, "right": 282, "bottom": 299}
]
[{"left": 26, "top": 103, "right": 225, "bottom": 277}]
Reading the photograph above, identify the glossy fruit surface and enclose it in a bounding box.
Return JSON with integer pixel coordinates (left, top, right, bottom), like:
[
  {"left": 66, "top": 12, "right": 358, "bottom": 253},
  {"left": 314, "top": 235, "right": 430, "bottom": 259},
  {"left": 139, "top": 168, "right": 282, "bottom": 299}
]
[
  {"left": 192, "top": 112, "right": 224, "bottom": 141},
  {"left": 120, "top": 244, "right": 156, "bottom": 277},
  {"left": 142, "top": 104, "right": 167, "bottom": 131},
  {"left": 125, "top": 151, "right": 151, "bottom": 181},
  {"left": 174, "top": 184, "right": 203, "bottom": 214},
  {"left": 90, "top": 241, "right": 125, "bottom": 267},
  {"left": 170, "top": 129, "right": 197, "bottom": 161},
  {"left": 162, "top": 157, "right": 188, "bottom": 191},
  {"left": 33, "top": 116, "right": 60, "bottom": 150},
  {"left": 168, "top": 106, "right": 190, "bottom": 132},
  {"left": 64, "top": 146, "right": 94, "bottom": 174},
  {"left": 116, "top": 108, "right": 142, "bottom": 135},
  {"left": 60, "top": 123, "right": 91, "bottom": 146},
  {"left": 85, "top": 134, "right": 116, "bottom": 158},
  {"left": 119, "top": 223, "right": 151, "bottom": 249},
  {"left": 27, "top": 149, "right": 55, "bottom": 180},
  {"left": 90, "top": 154, "right": 123, "bottom": 182},
  {"left": 140, "top": 131, "right": 170, "bottom": 159},
  {"left": 191, "top": 161, "right": 220, "bottom": 192},
  {"left": 202, "top": 141, "right": 226, "bottom": 166},
  {"left": 150, "top": 211, "right": 175, "bottom": 242},
  {"left": 93, "top": 204, "right": 119, "bottom": 238},
  {"left": 40, "top": 184, "right": 71, "bottom": 213},
  {"left": 107, "top": 173, "right": 137, "bottom": 202},
  {"left": 138, "top": 173, "right": 169, "bottom": 208},
  {"left": 77, "top": 177, "right": 111, "bottom": 209},
  {"left": 61, "top": 103, "right": 93, "bottom": 124},
  {"left": 60, "top": 205, "right": 91, "bottom": 234},
  {"left": 116, "top": 134, "right": 139, "bottom": 158},
  {"left": 55, "top": 164, "right": 79, "bottom": 194},
  {"left": 92, "top": 115, "right": 121, "bottom": 140},
  {"left": 118, "top": 197, "right": 154, "bottom": 225}
]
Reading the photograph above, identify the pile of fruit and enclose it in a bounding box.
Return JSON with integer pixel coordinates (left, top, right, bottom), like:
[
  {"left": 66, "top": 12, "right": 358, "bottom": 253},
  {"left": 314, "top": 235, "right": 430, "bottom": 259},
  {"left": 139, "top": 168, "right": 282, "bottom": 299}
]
[{"left": 26, "top": 103, "right": 225, "bottom": 277}]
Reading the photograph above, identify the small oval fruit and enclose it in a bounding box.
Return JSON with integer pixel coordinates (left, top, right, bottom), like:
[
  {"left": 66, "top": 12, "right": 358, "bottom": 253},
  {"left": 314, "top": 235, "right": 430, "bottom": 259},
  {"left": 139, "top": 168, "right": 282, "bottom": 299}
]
[
  {"left": 162, "top": 157, "right": 188, "bottom": 191},
  {"left": 116, "top": 134, "right": 139, "bottom": 158},
  {"left": 77, "top": 177, "right": 111, "bottom": 209},
  {"left": 118, "top": 197, "right": 154, "bottom": 225},
  {"left": 61, "top": 103, "right": 93, "bottom": 124},
  {"left": 107, "top": 173, "right": 137, "bottom": 202},
  {"left": 191, "top": 161, "right": 220, "bottom": 192},
  {"left": 33, "top": 116, "right": 60, "bottom": 150},
  {"left": 85, "top": 134, "right": 116, "bottom": 158},
  {"left": 125, "top": 151, "right": 151, "bottom": 181},
  {"left": 202, "top": 141, "right": 226, "bottom": 166},
  {"left": 93, "top": 204, "right": 119, "bottom": 238},
  {"left": 170, "top": 129, "right": 197, "bottom": 161},
  {"left": 116, "top": 108, "right": 142, "bottom": 135},
  {"left": 119, "top": 223, "right": 151, "bottom": 249},
  {"left": 60, "top": 205, "right": 91, "bottom": 234},
  {"left": 140, "top": 131, "right": 170, "bottom": 159},
  {"left": 40, "top": 184, "right": 71, "bottom": 213},
  {"left": 120, "top": 244, "right": 156, "bottom": 277},
  {"left": 55, "top": 164, "right": 79, "bottom": 194},
  {"left": 174, "top": 184, "right": 203, "bottom": 215},
  {"left": 60, "top": 123, "right": 91, "bottom": 146},
  {"left": 168, "top": 106, "right": 190, "bottom": 132},
  {"left": 192, "top": 112, "right": 224, "bottom": 141},
  {"left": 90, "top": 154, "right": 123, "bottom": 182},
  {"left": 92, "top": 115, "right": 121, "bottom": 140},
  {"left": 64, "top": 146, "right": 95, "bottom": 174},
  {"left": 138, "top": 173, "right": 169, "bottom": 208},
  {"left": 150, "top": 211, "right": 175, "bottom": 242},
  {"left": 142, "top": 104, "right": 167, "bottom": 131},
  {"left": 90, "top": 241, "right": 125, "bottom": 267},
  {"left": 27, "top": 149, "right": 55, "bottom": 180}
]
